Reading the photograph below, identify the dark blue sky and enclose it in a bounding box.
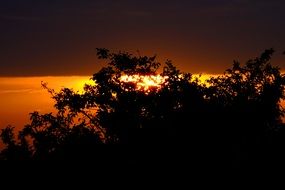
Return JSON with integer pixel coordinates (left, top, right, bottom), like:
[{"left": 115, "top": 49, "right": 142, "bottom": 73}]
[{"left": 1, "top": 0, "right": 285, "bottom": 76}]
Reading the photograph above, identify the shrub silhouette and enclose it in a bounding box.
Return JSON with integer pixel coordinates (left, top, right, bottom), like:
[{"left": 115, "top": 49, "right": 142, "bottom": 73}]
[{"left": 0, "top": 48, "right": 285, "bottom": 168}]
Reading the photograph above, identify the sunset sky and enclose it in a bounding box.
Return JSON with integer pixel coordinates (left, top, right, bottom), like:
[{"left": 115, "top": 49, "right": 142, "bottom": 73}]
[
  {"left": 1, "top": 0, "right": 285, "bottom": 76},
  {"left": 0, "top": 0, "right": 285, "bottom": 128}
]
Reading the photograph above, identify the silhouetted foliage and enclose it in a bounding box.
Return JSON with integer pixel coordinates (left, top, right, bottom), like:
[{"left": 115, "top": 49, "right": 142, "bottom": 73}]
[{"left": 1, "top": 48, "right": 285, "bottom": 169}]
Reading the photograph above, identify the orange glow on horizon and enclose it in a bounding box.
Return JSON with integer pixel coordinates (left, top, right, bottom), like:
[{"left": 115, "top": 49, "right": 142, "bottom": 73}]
[
  {"left": 0, "top": 76, "right": 92, "bottom": 129},
  {"left": 119, "top": 74, "right": 219, "bottom": 92},
  {"left": 1, "top": 73, "right": 284, "bottom": 131}
]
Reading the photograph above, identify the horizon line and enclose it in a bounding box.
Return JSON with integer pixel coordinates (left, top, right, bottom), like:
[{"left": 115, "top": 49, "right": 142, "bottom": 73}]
[{"left": 0, "top": 72, "right": 223, "bottom": 78}]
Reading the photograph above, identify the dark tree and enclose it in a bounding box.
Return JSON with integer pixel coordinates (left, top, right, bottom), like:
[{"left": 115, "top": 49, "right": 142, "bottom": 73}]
[
  {"left": 206, "top": 49, "right": 285, "bottom": 168},
  {"left": 1, "top": 48, "right": 285, "bottom": 169}
]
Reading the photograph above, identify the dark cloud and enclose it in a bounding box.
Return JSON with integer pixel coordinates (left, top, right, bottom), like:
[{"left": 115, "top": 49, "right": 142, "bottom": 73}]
[{"left": 0, "top": 0, "right": 285, "bottom": 76}]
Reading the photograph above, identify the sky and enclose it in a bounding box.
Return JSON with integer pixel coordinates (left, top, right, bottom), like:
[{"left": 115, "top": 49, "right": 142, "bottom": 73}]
[
  {"left": 1, "top": 0, "right": 285, "bottom": 76},
  {"left": 0, "top": 0, "right": 285, "bottom": 130},
  {"left": 0, "top": 76, "right": 92, "bottom": 128}
]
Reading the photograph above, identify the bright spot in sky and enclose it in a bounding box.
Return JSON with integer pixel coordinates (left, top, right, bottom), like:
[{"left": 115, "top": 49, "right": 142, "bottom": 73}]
[
  {"left": 119, "top": 74, "right": 217, "bottom": 92},
  {"left": 120, "top": 75, "right": 168, "bottom": 91}
]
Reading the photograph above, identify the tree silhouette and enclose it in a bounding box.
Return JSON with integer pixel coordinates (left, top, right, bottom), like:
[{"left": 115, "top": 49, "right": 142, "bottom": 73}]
[
  {"left": 205, "top": 48, "right": 285, "bottom": 168},
  {"left": 1, "top": 48, "right": 285, "bottom": 168}
]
